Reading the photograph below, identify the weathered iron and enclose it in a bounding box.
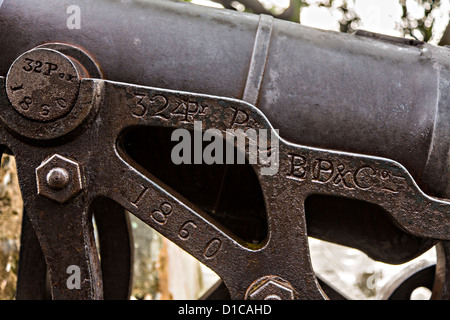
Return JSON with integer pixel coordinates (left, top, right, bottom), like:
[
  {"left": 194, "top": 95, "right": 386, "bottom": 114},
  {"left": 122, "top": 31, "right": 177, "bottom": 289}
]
[
  {"left": 36, "top": 154, "right": 84, "bottom": 203},
  {"left": 6, "top": 48, "right": 84, "bottom": 122},
  {"left": 0, "top": 0, "right": 449, "bottom": 300},
  {"left": 0, "top": 46, "right": 448, "bottom": 299},
  {"left": 245, "top": 276, "right": 296, "bottom": 300}
]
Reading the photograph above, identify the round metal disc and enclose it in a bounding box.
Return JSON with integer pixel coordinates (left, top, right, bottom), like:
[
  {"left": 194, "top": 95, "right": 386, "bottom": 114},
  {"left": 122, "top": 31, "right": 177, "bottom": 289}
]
[{"left": 6, "top": 48, "right": 81, "bottom": 122}]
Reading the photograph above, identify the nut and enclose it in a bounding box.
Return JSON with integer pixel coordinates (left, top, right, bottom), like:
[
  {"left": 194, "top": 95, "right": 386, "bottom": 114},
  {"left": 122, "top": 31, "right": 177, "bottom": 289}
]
[
  {"left": 245, "top": 276, "right": 295, "bottom": 300},
  {"left": 36, "top": 154, "right": 83, "bottom": 203}
]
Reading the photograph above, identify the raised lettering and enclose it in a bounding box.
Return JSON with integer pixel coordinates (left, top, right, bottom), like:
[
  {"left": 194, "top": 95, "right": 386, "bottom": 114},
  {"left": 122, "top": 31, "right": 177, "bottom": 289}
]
[
  {"left": 55, "top": 98, "right": 67, "bottom": 109},
  {"left": 178, "top": 221, "right": 198, "bottom": 240},
  {"left": 19, "top": 96, "right": 32, "bottom": 111},
  {"left": 130, "top": 186, "right": 148, "bottom": 207},
  {"left": 150, "top": 95, "right": 169, "bottom": 119},
  {"left": 333, "top": 164, "right": 355, "bottom": 189},
  {"left": 380, "top": 170, "right": 406, "bottom": 193},
  {"left": 44, "top": 62, "right": 58, "bottom": 76},
  {"left": 151, "top": 202, "right": 173, "bottom": 225},
  {"left": 22, "top": 58, "right": 34, "bottom": 72},
  {"left": 131, "top": 93, "right": 147, "bottom": 117},
  {"left": 355, "top": 166, "right": 376, "bottom": 189},
  {"left": 172, "top": 101, "right": 198, "bottom": 122},
  {"left": 229, "top": 108, "right": 249, "bottom": 128},
  {"left": 40, "top": 104, "right": 50, "bottom": 116},
  {"left": 286, "top": 153, "right": 307, "bottom": 181},
  {"left": 312, "top": 159, "right": 333, "bottom": 183},
  {"left": 204, "top": 238, "right": 222, "bottom": 259}
]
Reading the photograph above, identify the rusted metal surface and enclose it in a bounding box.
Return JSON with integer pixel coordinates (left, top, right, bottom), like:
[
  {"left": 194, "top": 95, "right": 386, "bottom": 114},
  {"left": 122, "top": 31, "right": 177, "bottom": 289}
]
[
  {"left": 6, "top": 48, "right": 84, "bottom": 122},
  {"left": 0, "top": 0, "right": 447, "bottom": 192},
  {"left": 16, "top": 209, "right": 49, "bottom": 300},
  {"left": 0, "top": 0, "right": 449, "bottom": 300},
  {"left": 36, "top": 154, "right": 84, "bottom": 204},
  {"left": 0, "top": 45, "right": 448, "bottom": 299},
  {"left": 1, "top": 0, "right": 449, "bottom": 264},
  {"left": 91, "top": 197, "right": 133, "bottom": 300}
]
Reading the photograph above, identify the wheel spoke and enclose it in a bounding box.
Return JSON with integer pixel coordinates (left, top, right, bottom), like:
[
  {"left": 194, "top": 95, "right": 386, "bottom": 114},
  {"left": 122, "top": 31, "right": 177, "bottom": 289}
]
[
  {"left": 16, "top": 208, "right": 49, "bottom": 300},
  {"left": 15, "top": 155, "right": 102, "bottom": 300},
  {"left": 91, "top": 197, "right": 133, "bottom": 300}
]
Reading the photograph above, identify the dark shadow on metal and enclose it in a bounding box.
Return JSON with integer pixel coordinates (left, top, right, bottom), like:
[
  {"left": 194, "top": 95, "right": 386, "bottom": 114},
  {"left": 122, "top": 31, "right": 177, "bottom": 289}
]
[
  {"left": 121, "top": 126, "right": 268, "bottom": 245},
  {"left": 305, "top": 195, "right": 437, "bottom": 264},
  {"left": 90, "top": 197, "right": 134, "bottom": 300},
  {"left": 16, "top": 208, "right": 49, "bottom": 299}
]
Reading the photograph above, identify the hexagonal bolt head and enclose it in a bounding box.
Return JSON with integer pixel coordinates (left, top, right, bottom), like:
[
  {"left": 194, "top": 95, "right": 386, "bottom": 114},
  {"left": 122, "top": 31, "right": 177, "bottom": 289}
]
[
  {"left": 36, "top": 154, "right": 83, "bottom": 203},
  {"left": 245, "top": 276, "right": 296, "bottom": 300}
]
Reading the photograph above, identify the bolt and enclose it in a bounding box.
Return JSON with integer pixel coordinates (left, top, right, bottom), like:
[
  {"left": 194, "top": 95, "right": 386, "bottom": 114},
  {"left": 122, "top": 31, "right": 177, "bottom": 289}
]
[
  {"left": 245, "top": 276, "right": 296, "bottom": 300},
  {"left": 46, "top": 167, "right": 70, "bottom": 190},
  {"left": 36, "top": 154, "right": 83, "bottom": 203}
]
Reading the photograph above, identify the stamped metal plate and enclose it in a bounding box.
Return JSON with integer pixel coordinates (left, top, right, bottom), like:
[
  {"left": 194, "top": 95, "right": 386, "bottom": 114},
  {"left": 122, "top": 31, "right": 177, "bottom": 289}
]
[{"left": 6, "top": 48, "right": 83, "bottom": 122}]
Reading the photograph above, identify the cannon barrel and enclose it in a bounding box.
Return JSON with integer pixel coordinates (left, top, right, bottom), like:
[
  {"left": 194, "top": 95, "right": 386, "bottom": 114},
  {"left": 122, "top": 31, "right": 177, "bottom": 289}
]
[{"left": 0, "top": 0, "right": 449, "bottom": 199}]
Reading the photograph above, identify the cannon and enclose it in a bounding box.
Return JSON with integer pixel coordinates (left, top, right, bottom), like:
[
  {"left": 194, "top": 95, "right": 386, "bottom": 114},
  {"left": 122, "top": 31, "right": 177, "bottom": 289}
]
[{"left": 0, "top": 0, "right": 449, "bottom": 300}]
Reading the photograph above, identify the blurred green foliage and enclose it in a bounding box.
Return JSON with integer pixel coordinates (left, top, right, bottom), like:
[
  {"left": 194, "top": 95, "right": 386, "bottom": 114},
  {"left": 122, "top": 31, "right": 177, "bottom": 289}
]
[
  {"left": 398, "top": 0, "right": 441, "bottom": 42},
  {"left": 183, "top": 0, "right": 447, "bottom": 42}
]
